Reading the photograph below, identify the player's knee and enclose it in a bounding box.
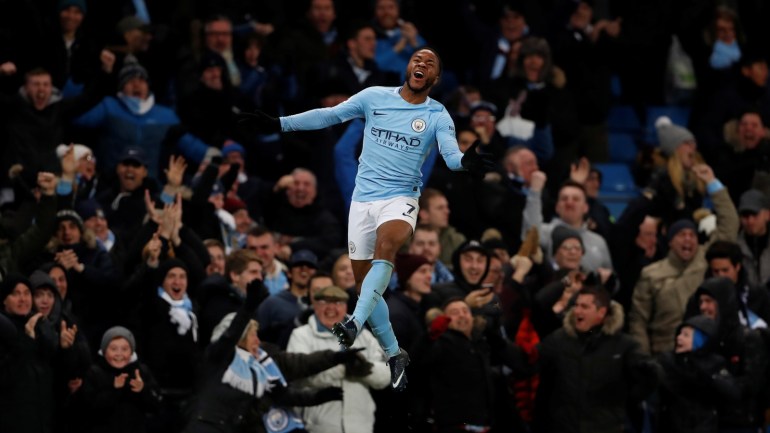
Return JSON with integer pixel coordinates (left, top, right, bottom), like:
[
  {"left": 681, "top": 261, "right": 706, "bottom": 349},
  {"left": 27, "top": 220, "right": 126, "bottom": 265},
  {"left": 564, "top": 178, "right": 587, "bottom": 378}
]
[{"left": 374, "top": 239, "right": 400, "bottom": 258}]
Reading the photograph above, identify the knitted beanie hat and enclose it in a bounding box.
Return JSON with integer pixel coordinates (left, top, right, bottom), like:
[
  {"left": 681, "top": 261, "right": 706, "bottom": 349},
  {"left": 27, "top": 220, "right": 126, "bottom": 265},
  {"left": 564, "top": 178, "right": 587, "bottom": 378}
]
[{"left": 656, "top": 116, "right": 695, "bottom": 156}]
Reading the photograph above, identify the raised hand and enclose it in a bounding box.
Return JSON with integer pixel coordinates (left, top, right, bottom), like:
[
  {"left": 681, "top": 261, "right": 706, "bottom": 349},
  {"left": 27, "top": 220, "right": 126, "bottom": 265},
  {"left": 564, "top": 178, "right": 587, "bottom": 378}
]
[
  {"left": 461, "top": 140, "right": 497, "bottom": 177},
  {"left": 570, "top": 157, "right": 590, "bottom": 185},
  {"left": 100, "top": 49, "right": 116, "bottom": 73},
  {"left": 692, "top": 164, "right": 715, "bottom": 184},
  {"left": 37, "top": 172, "right": 58, "bottom": 196},
  {"left": 61, "top": 144, "right": 78, "bottom": 181},
  {"left": 60, "top": 321, "right": 78, "bottom": 349},
  {"left": 169, "top": 193, "right": 184, "bottom": 245},
  {"left": 114, "top": 373, "right": 129, "bottom": 389},
  {"left": 25, "top": 312, "right": 43, "bottom": 338},
  {"left": 164, "top": 155, "right": 187, "bottom": 189},
  {"left": 158, "top": 202, "right": 175, "bottom": 240},
  {"left": 529, "top": 170, "right": 547, "bottom": 192},
  {"left": 464, "top": 287, "right": 495, "bottom": 309},
  {"left": 144, "top": 189, "right": 162, "bottom": 225},
  {"left": 236, "top": 110, "right": 281, "bottom": 134},
  {"left": 0, "top": 61, "right": 17, "bottom": 76},
  {"left": 129, "top": 369, "right": 144, "bottom": 392}
]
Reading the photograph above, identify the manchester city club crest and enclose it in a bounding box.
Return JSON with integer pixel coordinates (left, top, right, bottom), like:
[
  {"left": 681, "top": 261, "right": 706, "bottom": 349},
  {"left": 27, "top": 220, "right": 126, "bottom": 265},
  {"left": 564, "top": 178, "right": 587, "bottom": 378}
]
[
  {"left": 411, "top": 118, "right": 426, "bottom": 132},
  {"left": 265, "top": 408, "right": 289, "bottom": 431}
]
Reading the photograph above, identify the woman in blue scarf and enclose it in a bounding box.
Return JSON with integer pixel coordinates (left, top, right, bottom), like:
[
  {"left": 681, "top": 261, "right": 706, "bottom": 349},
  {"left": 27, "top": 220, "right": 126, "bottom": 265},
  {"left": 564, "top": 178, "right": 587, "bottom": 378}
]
[{"left": 183, "top": 277, "right": 356, "bottom": 433}]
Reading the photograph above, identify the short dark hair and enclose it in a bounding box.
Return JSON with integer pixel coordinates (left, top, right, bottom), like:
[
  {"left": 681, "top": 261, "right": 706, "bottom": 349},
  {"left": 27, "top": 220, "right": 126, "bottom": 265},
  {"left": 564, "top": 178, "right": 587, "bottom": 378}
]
[
  {"left": 414, "top": 223, "right": 439, "bottom": 236},
  {"left": 309, "top": 271, "right": 333, "bottom": 286},
  {"left": 345, "top": 20, "right": 374, "bottom": 41},
  {"left": 25, "top": 68, "right": 51, "bottom": 82},
  {"left": 577, "top": 285, "right": 611, "bottom": 311},
  {"left": 414, "top": 46, "right": 443, "bottom": 76},
  {"left": 589, "top": 168, "right": 603, "bottom": 184},
  {"left": 705, "top": 240, "right": 743, "bottom": 266},
  {"left": 204, "top": 14, "right": 232, "bottom": 30},
  {"left": 248, "top": 226, "right": 273, "bottom": 238},
  {"left": 559, "top": 179, "right": 588, "bottom": 199},
  {"left": 441, "top": 296, "right": 469, "bottom": 311}
]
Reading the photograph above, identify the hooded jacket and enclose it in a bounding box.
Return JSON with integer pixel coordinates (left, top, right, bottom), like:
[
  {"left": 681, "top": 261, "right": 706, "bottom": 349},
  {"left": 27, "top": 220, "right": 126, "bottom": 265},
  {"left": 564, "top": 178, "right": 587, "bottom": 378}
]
[
  {"left": 683, "top": 277, "right": 769, "bottom": 429},
  {"left": 0, "top": 275, "right": 58, "bottom": 433},
  {"left": 657, "top": 315, "right": 740, "bottom": 433}
]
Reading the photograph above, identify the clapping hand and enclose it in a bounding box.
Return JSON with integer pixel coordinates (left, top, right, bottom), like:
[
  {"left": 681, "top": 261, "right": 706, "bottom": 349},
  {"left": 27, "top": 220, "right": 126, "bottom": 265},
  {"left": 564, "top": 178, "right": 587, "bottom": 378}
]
[
  {"left": 129, "top": 369, "right": 144, "bottom": 392},
  {"left": 60, "top": 321, "right": 78, "bottom": 349}
]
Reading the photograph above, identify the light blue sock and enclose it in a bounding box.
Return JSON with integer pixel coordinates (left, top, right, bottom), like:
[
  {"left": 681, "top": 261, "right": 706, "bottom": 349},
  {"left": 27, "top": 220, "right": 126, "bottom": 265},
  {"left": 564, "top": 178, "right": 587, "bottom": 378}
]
[
  {"left": 350, "top": 259, "right": 393, "bottom": 329},
  {"left": 368, "top": 299, "right": 400, "bottom": 358}
]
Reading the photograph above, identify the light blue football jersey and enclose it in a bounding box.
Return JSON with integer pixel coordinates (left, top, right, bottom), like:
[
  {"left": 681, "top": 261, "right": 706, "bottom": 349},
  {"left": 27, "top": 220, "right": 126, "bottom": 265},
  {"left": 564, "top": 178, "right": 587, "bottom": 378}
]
[{"left": 280, "top": 86, "right": 465, "bottom": 202}]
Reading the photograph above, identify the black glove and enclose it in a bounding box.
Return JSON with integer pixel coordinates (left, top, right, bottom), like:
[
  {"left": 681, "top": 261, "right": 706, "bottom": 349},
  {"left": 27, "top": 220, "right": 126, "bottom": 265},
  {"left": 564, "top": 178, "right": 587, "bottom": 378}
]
[
  {"left": 245, "top": 279, "right": 270, "bottom": 309},
  {"left": 460, "top": 140, "right": 496, "bottom": 177},
  {"left": 332, "top": 347, "right": 365, "bottom": 364},
  {"left": 236, "top": 110, "right": 281, "bottom": 135},
  {"left": 314, "top": 386, "right": 343, "bottom": 403},
  {"left": 345, "top": 353, "right": 374, "bottom": 378}
]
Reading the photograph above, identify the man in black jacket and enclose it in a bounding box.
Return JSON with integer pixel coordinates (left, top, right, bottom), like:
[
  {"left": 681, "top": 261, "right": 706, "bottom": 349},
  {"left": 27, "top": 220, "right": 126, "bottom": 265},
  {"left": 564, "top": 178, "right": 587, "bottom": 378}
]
[{"left": 535, "top": 285, "right": 659, "bottom": 433}]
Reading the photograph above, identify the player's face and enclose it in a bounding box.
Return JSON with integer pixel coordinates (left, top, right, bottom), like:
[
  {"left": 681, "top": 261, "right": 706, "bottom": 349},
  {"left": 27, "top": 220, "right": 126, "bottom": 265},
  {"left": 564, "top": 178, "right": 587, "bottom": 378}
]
[{"left": 405, "top": 49, "right": 440, "bottom": 94}]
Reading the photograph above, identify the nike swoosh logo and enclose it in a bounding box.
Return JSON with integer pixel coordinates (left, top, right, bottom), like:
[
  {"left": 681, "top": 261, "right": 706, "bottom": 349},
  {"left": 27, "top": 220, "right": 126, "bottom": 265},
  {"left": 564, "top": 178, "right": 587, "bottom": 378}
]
[
  {"left": 392, "top": 371, "right": 405, "bottom": 388},
  {"left": 373, "top": 110, "right": 387, "bottom": 116}
]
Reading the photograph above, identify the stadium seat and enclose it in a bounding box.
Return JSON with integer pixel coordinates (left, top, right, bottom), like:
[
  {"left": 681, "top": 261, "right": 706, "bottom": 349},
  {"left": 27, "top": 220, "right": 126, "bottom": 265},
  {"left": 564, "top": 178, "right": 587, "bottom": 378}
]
[
  {"left": 608, "top": 133, "right": 638, "bottom": 164},
  {"left": 593, "top": 162, "right": 640, "bottom": 220},
  {"left": 607, "top": 105, "right": 642, "bottom": 134},
  {"left": 593, "top": 163, "right": 638, "bottom": 194}
]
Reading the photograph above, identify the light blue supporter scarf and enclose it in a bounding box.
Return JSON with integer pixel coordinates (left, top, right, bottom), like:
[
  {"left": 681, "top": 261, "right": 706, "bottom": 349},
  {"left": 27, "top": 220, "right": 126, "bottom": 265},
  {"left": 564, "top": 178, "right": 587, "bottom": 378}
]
[
  {"left": 157, "top": 287, "right": 196, "bottom": 339},
  {"left": 222, "top": 347, "right": 286, "bottom": 397}
]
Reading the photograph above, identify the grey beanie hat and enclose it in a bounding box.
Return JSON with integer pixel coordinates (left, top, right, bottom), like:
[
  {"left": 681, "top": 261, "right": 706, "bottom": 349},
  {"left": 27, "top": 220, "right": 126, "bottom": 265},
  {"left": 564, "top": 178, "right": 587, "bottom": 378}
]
[
  {"left": 100, "top": 326, "right": 136, "bottom": 353},
  {"left": 656, "top": 116, "right": 695, "bottom": 156}
]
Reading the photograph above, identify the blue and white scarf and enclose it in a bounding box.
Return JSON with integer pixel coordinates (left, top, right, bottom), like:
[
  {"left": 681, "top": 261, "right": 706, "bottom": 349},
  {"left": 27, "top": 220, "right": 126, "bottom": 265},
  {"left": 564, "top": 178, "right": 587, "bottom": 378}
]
[
  {"left": 222, "top": 348, "right": 304, "bottom": 433},
  {"left": 158, "top": 287, "right": 197, "bottom": 340},
  {"left": 118, "top": 92, "right": 155, "bottom": 115},
  {"left": 222, "top": 347, "right": 286, "bottom": 397}
]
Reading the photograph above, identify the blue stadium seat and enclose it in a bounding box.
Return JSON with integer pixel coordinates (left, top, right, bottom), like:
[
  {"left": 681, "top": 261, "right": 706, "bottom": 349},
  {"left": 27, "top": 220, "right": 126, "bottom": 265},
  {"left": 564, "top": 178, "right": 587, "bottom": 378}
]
[
  {"left": 594, "top": 162, "right": 638, "bottom": 194},
  {"left": 608, "top": 133, "right": 638, "bottom": 164},
  {"left": 607, "top": 105, "right": 642, "bottom": 134},
  {"left": 644, "top": 105, "right": 692, "bottom": 145},
  {"left": 594, "top": 162, "right": 640, "bottom": 220}
]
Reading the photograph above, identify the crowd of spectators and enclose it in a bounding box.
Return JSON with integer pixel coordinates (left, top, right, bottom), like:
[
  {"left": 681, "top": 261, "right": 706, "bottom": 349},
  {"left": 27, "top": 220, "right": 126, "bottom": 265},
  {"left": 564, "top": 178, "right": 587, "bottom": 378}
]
[{"left": 3, "top": 0, "right": 770, "bottom": 432}]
